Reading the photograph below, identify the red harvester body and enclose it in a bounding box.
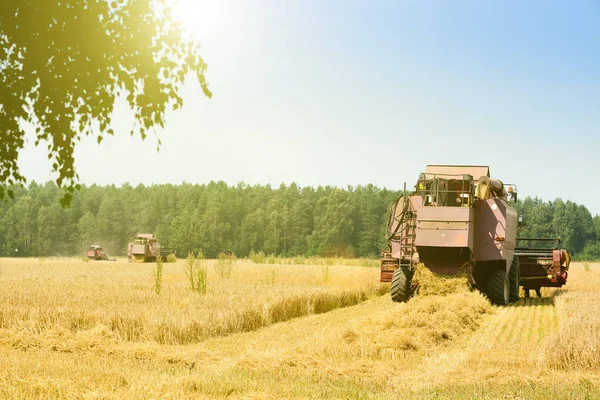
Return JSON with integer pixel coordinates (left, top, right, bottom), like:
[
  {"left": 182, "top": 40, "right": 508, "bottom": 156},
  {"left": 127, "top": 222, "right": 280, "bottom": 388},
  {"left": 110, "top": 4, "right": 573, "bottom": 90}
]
[
  {"left": 85, "top": 245, "right": 110, "bottom": 261},
  {"left": 380, "top": 165, "right": 570, "bottom": 305},
  {"left": 127, "top": 233, "right": 175, "bottom": 263}
]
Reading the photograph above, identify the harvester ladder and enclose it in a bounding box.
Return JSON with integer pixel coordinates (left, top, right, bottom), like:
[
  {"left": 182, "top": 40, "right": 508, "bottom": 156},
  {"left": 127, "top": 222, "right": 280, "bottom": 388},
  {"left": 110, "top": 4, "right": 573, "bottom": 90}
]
[
  {"left": 391, "top": 200, "right": 417, "bottom": 271},
  {"left": 400, "top": 207, "right": 416, "bottom": 270}
]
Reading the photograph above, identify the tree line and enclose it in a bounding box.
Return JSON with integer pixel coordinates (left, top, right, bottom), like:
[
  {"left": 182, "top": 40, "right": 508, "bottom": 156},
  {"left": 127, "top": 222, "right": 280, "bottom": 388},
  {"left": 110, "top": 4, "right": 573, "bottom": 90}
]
[
  {"left": 0, "top": 181, "right": 598, "bottom": 260},
  {"left": 515, "top": 197, "right": 600, "bottom": 260}
]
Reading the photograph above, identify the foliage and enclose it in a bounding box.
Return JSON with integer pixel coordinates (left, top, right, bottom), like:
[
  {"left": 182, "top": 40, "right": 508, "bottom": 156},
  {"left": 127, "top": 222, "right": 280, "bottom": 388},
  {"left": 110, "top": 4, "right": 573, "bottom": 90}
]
[
  {"left": 184, "top": 251, "right": 196, "bottom": 290},
  {"left": 0, "top": 0, "right": 211, "bottom": 205},
  {"left": 214, "top": 252, "right": 235, "bottom": 279},
  {"left": 0, "top": 182, "right": 598, "bottom": 259},
  {"left": 515, "top": 197, "right": 597, "bottom": 257},
  {"left": 195, "top": 259, "right": 207, "bottom": 295},
  {"left": 579, "top": 242, "right": 600, "bottom": 262},
  {"left": 0, "top": 181, "right": 399, "bottom": 258},
  {"left": 249, "top": 250, "right": 266, "bottom": 264},
  {"left": 184, "top": 250, "right": 207, "bottom": 294}
]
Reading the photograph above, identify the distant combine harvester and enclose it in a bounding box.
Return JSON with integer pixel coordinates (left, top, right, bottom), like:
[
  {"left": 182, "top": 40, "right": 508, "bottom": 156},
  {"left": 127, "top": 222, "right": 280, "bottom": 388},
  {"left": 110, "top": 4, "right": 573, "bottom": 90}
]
[
  {"left": 127, "top": 233, "right": 176, "bottom": 263},
  {"left": 85, "top": 245, "right": 116, "bottom": 261}
]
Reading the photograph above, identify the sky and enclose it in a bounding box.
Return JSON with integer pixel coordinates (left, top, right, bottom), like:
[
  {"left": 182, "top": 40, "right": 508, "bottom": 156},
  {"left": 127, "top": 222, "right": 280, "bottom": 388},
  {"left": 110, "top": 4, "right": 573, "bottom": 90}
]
[{"left": 19, "top": 0, "right": 600, "bottom": 214}]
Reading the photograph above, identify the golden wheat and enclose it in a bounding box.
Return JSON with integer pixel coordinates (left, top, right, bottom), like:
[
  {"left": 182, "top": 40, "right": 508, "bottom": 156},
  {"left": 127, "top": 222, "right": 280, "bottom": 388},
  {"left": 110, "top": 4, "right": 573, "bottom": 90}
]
[
  {"left": 543, "top": 262, "right": 600, "bottom": 370},
  {"left": 412, "top": 262, "right": 472, "bottom": 296},
  {"left": 0, "top": 258, "right": 385, "bottom": 344},
  {"left": 0, "top": 259, "right": 598, "bottom": 399}
]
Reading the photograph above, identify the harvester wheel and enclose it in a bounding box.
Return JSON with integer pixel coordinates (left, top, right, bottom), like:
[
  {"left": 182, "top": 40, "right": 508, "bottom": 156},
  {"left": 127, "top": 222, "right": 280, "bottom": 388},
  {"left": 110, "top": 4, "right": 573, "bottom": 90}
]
[
  {"left": 486, "top": 268, "right": 509, "bottom": 306},
  {"left": 509, "top": 256, "right": 520, "bottom": 303},
  {"left": 390, "top": 267, "right": 413, "bottom": 303}
]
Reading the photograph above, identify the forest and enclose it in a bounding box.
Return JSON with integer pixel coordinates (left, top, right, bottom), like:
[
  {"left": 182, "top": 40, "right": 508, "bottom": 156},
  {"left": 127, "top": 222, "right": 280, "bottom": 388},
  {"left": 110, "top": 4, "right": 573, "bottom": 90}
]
[{"left": 0, "top": 181, "right": 599, "bottom": 260}]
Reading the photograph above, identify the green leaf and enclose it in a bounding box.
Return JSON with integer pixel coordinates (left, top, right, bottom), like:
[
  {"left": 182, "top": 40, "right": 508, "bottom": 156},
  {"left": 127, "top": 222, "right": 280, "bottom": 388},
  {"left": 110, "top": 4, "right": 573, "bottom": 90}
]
[{"left": 0, "top": 0, "right": 212, "bottom": 206}]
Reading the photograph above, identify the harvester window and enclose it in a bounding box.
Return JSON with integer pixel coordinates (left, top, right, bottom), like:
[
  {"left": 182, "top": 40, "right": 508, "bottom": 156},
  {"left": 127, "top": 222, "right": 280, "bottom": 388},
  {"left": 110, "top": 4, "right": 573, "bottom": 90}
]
[{"left": 417, "top": 173, "right": 473, "bottom": 207}]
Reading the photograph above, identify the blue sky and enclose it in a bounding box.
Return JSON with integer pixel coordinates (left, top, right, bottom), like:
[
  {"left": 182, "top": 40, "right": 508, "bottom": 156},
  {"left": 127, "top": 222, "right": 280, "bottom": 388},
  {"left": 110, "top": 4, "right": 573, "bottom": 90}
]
[{"left": 20, "top": 0, "right": 600, "bottom": 214}]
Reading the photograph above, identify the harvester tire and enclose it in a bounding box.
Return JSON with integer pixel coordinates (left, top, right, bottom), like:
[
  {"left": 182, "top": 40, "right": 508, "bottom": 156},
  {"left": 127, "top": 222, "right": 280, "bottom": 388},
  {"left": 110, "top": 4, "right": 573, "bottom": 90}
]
[
  {"left": 509, "top": 256, "right": 520, "bottom": 303},
  {"left": 486, "top": 268, "right": 509, "bottom": 306},
  {"left": 391, "top": 267, "right": 413, "bottom": 303}
]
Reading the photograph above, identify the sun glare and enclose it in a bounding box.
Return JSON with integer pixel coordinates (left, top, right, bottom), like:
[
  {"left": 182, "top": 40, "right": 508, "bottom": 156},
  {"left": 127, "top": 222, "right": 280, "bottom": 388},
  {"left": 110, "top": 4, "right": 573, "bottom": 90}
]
[{"left": 170, "top": 0, "right": 228, "bottom": 40}]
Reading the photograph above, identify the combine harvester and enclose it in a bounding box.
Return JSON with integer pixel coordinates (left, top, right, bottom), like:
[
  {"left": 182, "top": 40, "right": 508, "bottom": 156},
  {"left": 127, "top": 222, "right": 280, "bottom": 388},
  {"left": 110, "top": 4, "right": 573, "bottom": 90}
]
[
  {"left": 127, "top": 233, "right": 175, "bottom": 263},
  {"left": 380, "top": 165, "right": 570, "bottom": 305},
  {"left": 85, "top": 245, "right": 115, "bottom": 261}
]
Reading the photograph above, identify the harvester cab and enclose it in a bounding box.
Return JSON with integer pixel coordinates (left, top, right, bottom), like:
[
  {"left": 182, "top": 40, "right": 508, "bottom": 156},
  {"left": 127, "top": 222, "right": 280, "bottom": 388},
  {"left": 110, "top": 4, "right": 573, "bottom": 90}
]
[{"left": 381, "top": 165, "right": 570, "bottom": 305}]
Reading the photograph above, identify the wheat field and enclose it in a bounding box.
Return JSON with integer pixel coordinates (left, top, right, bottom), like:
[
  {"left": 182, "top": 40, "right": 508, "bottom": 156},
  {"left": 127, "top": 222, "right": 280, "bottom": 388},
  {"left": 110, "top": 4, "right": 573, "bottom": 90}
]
[{"left": 0, "top": 258, "right": 599, "bottom": 399}]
